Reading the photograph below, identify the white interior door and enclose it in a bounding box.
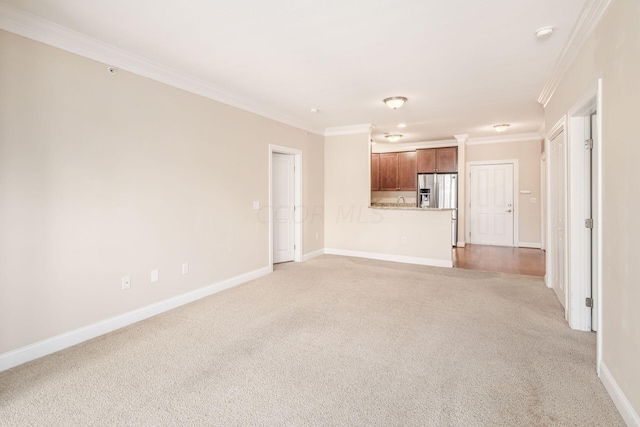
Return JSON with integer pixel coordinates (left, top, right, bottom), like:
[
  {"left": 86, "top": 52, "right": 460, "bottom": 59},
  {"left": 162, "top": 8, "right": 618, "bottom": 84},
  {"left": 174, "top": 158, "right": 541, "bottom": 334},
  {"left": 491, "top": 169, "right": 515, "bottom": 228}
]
[
  {"left": 590, "top": 112, "right": 598, "bottom": 331},
  {"left": 549, "top": 130, "right": 566, "bottom": 308},
  {"left": 272, "top": 153, "right": 294, "bottom": 263},
  {"left": 469, "top": 163, "right": 514, "bottom": 246}
]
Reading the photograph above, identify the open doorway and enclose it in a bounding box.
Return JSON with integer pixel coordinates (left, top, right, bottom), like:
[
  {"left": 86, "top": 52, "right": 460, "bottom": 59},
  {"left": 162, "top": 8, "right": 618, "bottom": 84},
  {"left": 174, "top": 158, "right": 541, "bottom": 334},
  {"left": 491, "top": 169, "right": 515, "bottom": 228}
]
[{"left": 269, "top": 145, "right": 302, "bottom": 266}]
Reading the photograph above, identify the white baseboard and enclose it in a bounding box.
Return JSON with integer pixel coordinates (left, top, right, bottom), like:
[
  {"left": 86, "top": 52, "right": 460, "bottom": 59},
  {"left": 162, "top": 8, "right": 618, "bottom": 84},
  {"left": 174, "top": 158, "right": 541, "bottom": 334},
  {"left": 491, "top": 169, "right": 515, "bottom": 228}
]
[
  {"left": 325, "top": 248, "right": 453, "bottom": 268},
  {"left": 519, "top": 242, "right": 542, "bottom": 249},
  {"left": 600, "top": 362, "right": 640, "bottom": 426},
  {"left": 301, "top": 248, "right": 325, "bottom": 262},
  {"left": 0, "top": 265, "right": 272, "bottom": 372},
  {"left": 456, "top": 241, "right": 466, "bottom": 247}
]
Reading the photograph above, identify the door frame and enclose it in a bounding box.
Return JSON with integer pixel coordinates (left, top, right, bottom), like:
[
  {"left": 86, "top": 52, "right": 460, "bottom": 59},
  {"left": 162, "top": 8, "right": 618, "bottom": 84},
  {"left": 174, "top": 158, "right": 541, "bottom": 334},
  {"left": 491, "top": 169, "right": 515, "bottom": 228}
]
[
  {"left": 465, "top": 159, "right": 519, "bottom": 247},
  {"left": 268, "top": 144, "right": 302, "bottom": 268},
  {"left": 540, "top": 152, "right": 546, "bottom": 251},
  {"left": 544, "top": 119, "right": 568, "bottom": 311},
  {"left": 565, "top": 80, "right": 603, "bottom": 372}
]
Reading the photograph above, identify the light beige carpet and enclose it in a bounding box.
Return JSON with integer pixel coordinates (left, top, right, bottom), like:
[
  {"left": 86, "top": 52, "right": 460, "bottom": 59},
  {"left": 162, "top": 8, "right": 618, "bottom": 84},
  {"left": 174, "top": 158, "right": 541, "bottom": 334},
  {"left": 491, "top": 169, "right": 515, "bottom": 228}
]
[{"left": 0, "top": 255, "right": 624, "bottom": 426}]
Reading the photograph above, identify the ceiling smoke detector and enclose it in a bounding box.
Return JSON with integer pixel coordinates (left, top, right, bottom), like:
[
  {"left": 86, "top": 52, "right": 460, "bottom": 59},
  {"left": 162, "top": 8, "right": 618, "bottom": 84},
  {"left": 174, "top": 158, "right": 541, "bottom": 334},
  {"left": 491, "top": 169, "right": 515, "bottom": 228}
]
[
  {"left": 383, "top": 97, "right": 408, "bottom": 110},
  {"left": 535, "top": 27, "right": 554, "bottom": 39}
]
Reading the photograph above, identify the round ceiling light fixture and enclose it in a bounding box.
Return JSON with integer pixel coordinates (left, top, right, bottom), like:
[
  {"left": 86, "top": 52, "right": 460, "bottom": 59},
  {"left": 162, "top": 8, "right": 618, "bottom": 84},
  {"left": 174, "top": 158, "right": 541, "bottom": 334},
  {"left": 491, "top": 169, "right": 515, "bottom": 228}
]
[
  {"left": 397, "top": 123, "right": 407, "bottom": 128},
  {"left": 535, "top": 26, "right": 554, "bottom": 39},
  {"left": 384, "top": 134, "right": 403, "bottom": 143},
  {"left": 383, "top": 97, "right": 408, "bottom": 110},
  {"left": 493, "top": 124, "right": 510, "bottom": 133}
]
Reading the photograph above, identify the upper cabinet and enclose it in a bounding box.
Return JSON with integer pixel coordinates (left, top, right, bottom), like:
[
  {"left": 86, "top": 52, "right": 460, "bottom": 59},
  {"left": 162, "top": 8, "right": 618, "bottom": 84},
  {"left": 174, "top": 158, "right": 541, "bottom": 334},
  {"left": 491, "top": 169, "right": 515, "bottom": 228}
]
[
  {"left": 371, "top": 147, "right": 454, "bottom": 191},
  {"left": 436, "top": 147, "right": 458, "bottom": 172},
  {"left": 417, "top": 149, "right": 436, "bottom": 173},
  {"left": 417, "top": 147, "right": 458, "bottom": 173},
  {"left": 398, "top": 151, "right": 417, "bottom": 190},
  {"left": 379, "top": 153, "right": 399, "bottom": 190},
  {"left": 371, "top": 153, "right": 380, "bottom": 191},
  {"left": 371, "top": 151, "right": 417, "bottom": 191}
]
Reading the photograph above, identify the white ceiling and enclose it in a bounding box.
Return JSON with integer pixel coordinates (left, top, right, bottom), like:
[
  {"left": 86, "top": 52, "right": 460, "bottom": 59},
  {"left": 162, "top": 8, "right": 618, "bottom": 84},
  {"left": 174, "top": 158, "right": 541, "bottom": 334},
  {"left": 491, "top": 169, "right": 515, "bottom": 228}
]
[{"left": 2, "top": 0, "right": 587, "bottom": 143}]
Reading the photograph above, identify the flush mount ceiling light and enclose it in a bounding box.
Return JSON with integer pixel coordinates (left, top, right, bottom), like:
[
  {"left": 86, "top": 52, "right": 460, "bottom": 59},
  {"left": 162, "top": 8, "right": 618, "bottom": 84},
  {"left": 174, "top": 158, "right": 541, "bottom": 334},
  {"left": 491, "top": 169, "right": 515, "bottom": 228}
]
[
  {"left": 397, "top": 123, "right": 407, "bottom": 128},
  {"left": 384, "top": 134, "right": 403, "bottom": 143},
  {"left": 493, "top": 124, "right": 510, "bottom": 133},
  {"left": 535, "top": 26, "right": 554, "bottom": 39},
  {"left": 310, "top": 108, "right": 320, "bottom": 113},
  {"left": 383, "top": 97, "right": 408, "bottom": 110}
]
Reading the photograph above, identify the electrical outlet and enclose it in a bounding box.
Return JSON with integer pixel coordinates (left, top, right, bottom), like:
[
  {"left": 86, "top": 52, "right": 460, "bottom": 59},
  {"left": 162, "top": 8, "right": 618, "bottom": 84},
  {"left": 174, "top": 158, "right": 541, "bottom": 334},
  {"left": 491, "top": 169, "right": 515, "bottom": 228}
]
[
  {"left": 530, "top": 197, "right": 537, "bottom": 204},
  {"left": 182, "top": 263, "right": 189, "bottom": 274},
  {"left": 401, "top": 236, "right": 407, "bottom": 244},
  {"left": 151, "top": 269, "right": 159, "bottom": 283},
  {"left": 252, "top": 201, "right": 260, "bottom": 210},
  {"left": 121, "top": 275, "right": 131, "bottom": 290}
]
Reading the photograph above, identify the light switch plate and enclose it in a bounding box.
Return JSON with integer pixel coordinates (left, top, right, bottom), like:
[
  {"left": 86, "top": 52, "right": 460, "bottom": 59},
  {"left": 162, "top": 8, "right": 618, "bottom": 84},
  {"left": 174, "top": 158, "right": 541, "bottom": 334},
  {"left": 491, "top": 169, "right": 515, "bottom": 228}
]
[
  {"left": 182, "top": 263, "right": 189, "bottom": 274},
  {"left": 530, "top": 197, "right": 537, "bottom": 204},
  {"left": 151, "top": 269, "right": 159, "bottom": 283},
  {"left": 252, "top": 201, "right": 260, "bottom": 210},
  {"left": 122, "top": 275, "right": 131, "bottom": 290}
]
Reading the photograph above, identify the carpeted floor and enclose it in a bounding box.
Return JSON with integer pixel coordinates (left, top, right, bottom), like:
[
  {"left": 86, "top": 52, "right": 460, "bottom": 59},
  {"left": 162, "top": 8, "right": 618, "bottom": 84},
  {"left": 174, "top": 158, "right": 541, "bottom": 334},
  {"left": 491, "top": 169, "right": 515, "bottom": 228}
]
[{"left": 0, "top": 255, "right": 624, "bottom": 426}]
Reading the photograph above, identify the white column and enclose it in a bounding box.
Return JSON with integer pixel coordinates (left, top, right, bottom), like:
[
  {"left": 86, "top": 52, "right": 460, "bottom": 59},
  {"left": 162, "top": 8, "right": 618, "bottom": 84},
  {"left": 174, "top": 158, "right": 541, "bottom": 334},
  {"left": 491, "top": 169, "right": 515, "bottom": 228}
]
[{"left": 454, "top": 134, "right": 469, "bottom": 246}]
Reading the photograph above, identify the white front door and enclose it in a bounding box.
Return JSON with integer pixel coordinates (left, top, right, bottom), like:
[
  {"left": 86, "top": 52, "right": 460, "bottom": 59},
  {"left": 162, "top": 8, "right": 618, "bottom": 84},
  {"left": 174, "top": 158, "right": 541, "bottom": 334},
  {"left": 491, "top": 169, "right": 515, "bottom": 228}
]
[
  {"left": 549, "top": 130, "right": 566, "bottom": 308},
  {"left": 469, "top": 163, "right": 515, "bottom": 246},
  {"left": 272, "top": 153, "right": 295, "bottom": 263}
]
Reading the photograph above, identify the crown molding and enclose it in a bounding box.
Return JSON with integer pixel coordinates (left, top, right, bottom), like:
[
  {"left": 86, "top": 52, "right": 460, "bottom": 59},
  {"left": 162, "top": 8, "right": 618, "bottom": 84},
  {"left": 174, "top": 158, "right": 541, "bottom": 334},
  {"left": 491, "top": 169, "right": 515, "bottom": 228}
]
[
  {"left": 453, "top": 134, "right": 469, "bottom": 144},
  {"left": 324, "top": 124, "right": 372, "bottom": 136},
  {"left": 0, "top": 3, "right": 325, "bottom": 135},
  {"left": 537, "top": 0, "right": 613, "bottom": 107},
  {"left": 466, "top": 132, "right": 542, "bottom": 146},
  {"left": 372, "top": 138, "right": 457, "bottom": 153}
]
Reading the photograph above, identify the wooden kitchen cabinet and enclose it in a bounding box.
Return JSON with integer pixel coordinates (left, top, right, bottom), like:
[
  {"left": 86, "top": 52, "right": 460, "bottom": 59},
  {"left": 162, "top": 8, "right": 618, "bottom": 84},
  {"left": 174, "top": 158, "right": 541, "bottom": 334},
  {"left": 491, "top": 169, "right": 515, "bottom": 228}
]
[
  {"left": 436, "top": 147, "right": 458, "bottom": 172},
  {"left": 417, "top": 149, "right": 436, "bottom": 173},
  {"left": 379, "top": 153, "right": 399, "bottom": 190},
  {"left": 417, "top": 147, "right": 457, "bottom": 173},
  {"left": 371, "top": 153, "right": 380, "bottom": 191},
  {"left": 398, "top": 151, "right": 417, "bottom": 190}
]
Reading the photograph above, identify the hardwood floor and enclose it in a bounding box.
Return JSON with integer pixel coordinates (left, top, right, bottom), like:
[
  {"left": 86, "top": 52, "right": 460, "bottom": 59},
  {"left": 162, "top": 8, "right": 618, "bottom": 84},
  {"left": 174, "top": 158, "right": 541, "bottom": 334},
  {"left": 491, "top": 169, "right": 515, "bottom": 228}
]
[{"left": 453, "top": 244, "right": 546, "bottom": 276}]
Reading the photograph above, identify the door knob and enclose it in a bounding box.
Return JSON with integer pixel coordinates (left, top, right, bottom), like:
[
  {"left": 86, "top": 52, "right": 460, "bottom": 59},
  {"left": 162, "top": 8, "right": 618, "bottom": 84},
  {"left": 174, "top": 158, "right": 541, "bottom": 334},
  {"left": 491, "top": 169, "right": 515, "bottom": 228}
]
[{"left": 506, "top": 209, "right": 512, "bottom": 213}]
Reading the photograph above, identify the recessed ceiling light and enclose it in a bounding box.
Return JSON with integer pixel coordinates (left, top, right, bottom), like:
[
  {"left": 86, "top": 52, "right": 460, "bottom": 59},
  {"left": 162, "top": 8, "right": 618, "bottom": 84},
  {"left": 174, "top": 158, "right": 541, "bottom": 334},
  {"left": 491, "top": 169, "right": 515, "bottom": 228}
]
[
  {"left": 384, "top": 134, "right": 403, "bottom": 143},
  {"left": 397, "top": 123, "right": 407, "bottom": 128},
  {"left": 383, "top": 97, "right": 408, "bottom": 110},
  {"left": 493, "top": 124, "right": 510, "bottom": 133},
  {"left": 535, "top": 27, "right": 554, "bottom": 39}
]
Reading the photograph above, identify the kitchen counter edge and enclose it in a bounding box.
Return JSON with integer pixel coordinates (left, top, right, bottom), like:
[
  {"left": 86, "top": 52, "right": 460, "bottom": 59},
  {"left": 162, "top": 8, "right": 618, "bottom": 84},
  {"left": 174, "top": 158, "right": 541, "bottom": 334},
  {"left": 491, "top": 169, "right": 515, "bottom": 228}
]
[{"left": 369, "top": 205, "right": 455, "bottom": 211}]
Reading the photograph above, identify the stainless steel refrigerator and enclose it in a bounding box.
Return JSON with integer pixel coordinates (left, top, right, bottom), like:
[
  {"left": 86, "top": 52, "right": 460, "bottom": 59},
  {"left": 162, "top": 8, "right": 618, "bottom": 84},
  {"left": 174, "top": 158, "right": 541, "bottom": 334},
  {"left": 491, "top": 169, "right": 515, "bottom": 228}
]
[{"left": 417, "top": 173, "right": 458, "bottom": 246}]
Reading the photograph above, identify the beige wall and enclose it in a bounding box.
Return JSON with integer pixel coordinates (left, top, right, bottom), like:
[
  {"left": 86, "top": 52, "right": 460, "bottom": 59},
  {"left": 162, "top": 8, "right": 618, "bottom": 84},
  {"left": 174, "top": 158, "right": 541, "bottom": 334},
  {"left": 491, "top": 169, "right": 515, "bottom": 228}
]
[
  {"left": 0, "top": 31, "right": 324, "bottom": 354},
  {"left": 465, "top": 140, "right": 542, "bottom": 245},
  {"left": 545, "top": 0, "right": 640, "bottom": 416},
  {"left": 325, "top": 133, "right": 452, "bottom": 264}
]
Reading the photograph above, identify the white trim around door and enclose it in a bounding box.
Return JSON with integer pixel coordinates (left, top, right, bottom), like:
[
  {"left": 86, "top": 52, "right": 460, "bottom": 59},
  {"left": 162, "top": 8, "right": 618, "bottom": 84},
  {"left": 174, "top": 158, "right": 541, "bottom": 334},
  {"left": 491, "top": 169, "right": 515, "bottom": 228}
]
[
  {"left": 268, "top": 144, "right": 302, "bottom": 267},
  {"left": 564, "top": 80, "right": 603, "bottom": 375}
]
